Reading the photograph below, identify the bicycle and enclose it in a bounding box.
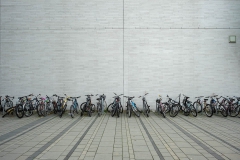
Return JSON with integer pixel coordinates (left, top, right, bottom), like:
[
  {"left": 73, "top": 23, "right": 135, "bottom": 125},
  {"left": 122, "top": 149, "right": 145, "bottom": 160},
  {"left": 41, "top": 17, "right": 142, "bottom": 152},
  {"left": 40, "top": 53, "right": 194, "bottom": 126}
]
[
  {"left": 156, "top": 95, "right": 168, "bottom": 118},
  {"left": 59, "top": 94, "right": 71, "bottom": 118},
  {"left": 165, "top": 95, "right": 180, "bottom": 117},
  {"left": 125, "top": 96, "right": 141, "bottom": 117},
  {"left": 107, "top": 93, "right": 123, "bottom": 113},
  {"left": 69, "top": 96, "right": 81, "bottom": 118},
  {"left": 52, "top": 94, "right": 64, "bottom": 115},
  {"left": 139, "top": 93, "right": 150, "bottom": 117},
  {"left": 226, "top": 96, "right": 239, "bottom": 117},
  {"left": 202, "top": 97, "right": 213, "bottom": 117},
  {"left": 2, "top": 95, "right": 15, "bottom": 118},
  {"left": 96, "top": 94, "right": 107, "bottom": 117},
  {"left": 193, "top": 96, "right": 204, "bottom": 113},
  {"left": 193, "top": 96, "right": 214, "bottom": 117},
  {"left": 109, "top": 93, "right": 123, "bottom": 117},
  {"left": 80, "top": 94, "right": 95, "bottom": 117},
  {"left": 15, "top": 94, "right": 34, "bottom": 118},
  {"left": 181, "top": 94, "right": 197, "bottom": 117},
  {"left": 39, "top": 95, "right": 55, "bottom": 117},
  {"left": 206, "top": 94, "right": 228, "bottom": 117}
]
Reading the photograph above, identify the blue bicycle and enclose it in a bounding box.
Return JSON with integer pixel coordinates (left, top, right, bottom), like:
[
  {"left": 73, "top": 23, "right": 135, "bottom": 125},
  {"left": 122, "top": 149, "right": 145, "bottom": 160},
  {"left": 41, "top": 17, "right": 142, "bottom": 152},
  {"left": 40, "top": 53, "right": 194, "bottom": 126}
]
[
  {"left": 124, "top": 96, "right": 141, "bottom": 117},
  {"left": 69, "top": 96, "right": 81, "bottom": 118}
]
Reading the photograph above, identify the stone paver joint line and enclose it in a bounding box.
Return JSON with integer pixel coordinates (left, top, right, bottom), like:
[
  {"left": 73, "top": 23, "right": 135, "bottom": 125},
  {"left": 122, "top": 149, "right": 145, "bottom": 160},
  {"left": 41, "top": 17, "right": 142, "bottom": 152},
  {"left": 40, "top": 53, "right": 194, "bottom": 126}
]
[
  {"left": 64, "top": 115, "right": 98, "bottom": 160},
  {"left": 179, "top": 116, "right": 240, "bottom": 152},
  {"left": 139, "top": 117, "right": 165, "bottom": 160},
  {"left": 166, "top": 118, "right": 225, "bottom": 160},
  {"left": 25, "top": 116, "right": 82, "bottom": 160},
  {"left": 0, "top": 116, "right": 55, "bottom": 145}
]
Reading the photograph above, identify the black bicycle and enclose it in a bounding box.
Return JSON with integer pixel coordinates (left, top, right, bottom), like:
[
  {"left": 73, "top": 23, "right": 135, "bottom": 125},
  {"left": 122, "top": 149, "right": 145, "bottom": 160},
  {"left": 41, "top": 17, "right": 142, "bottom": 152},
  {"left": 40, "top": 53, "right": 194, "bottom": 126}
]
[
  {"left": 165, "top": 95, "right": 180, "bottom": 117},
  {"left": 109, "top": 93, "right": 123, "bottom": 117},
  {"left": 139, "top": 93, "right": 150, "bottom": 117},
  {"left": 107, "top": 93, "right": 123, "bottom": 113},
  {"left": 80, "top": 94, "right": 95, "bottom": 117},
  {"left": 52, "top": 94, "right": 64, "bottom": 116}
]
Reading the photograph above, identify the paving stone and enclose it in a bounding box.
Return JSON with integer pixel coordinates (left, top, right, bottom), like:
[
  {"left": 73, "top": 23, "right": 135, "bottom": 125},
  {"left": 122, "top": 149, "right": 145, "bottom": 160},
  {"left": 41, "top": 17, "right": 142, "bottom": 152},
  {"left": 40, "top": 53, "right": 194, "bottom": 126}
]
[{"left": 94, "top": 154, "right": 112, "bottom": 160}]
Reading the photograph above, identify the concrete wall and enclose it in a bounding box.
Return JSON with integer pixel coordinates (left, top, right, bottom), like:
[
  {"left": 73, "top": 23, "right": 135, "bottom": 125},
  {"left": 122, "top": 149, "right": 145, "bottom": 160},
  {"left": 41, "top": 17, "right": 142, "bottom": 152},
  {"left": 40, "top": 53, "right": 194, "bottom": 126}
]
[{"left": 1, "top": 0, "right": 240, "bottom": 107}]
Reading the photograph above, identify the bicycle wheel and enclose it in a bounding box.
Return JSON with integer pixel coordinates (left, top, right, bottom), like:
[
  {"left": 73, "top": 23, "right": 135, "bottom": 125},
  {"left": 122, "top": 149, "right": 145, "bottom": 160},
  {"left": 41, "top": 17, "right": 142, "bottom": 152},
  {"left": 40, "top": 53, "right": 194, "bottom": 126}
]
[
  {"left": 204, "top": 104, "right": 213, "bottom": 117},
  {"left": 116, "top": 104, "right": 120, "bottom": 117},
  {"left": 40, "top": 104, "right": 47, "bottom": 117},
  {"left": 132, "top": 106, "right": 140, "bottom": 117},
  {"left": 36, "top": 104, "right": 42, "bottom": 116},
  {"left": 144, "top": 102, "right": 149, "bottom": 117},
  {"left": 70, "top": 105, "right": 74, "bottom": 118},
  {"left": 190, "top": 105, "right": 197, "bottom": 117},
  {"left": 24, "top": 103, "right": 33, "bottom": 117},
  {"left": 16, "top": 104, "right": 24, "bottom": 118},
  {"left": 76, "top": 104, "right": 80, "bottom": 115},
  {"left": 161, "top": 105, "right": 166, "bottom": 118},
  {"left": 91, "top": 104, "right": 95, "bottom": 113},
  {"left": 193, "top": 102, "right": 202, "bottom": 113},
  {"left": 111, "top": 104, "right": 116, "bottom": 117},
  {"left": 221, "top": 106, "right": 228, "bottom": 117},
  {"left": 229, "top": 104, "right": 239, "bottom": 117},
  {"left": 119, "top": 103, "right": 123, "bottom": 113},
  {"left": 97, "top": 103, "right": 101, "bottom": 117},
  {"left": 80, "top": 102, "right": 87, "bottom": 112},
  {"left": 169, "top": 104, "right": 179, "bottom": 117},
  {"left": 52, "top": 102, "right": 57, "bottom": 114},
  {"left": 107, "top": 103, "right": 113, "bottom": 112},
  {"left": 128, "top": 106, "right": 131, "bottom": 118},
  {"left": 88, "top": 109, "right": 92, "bottom": 117}
]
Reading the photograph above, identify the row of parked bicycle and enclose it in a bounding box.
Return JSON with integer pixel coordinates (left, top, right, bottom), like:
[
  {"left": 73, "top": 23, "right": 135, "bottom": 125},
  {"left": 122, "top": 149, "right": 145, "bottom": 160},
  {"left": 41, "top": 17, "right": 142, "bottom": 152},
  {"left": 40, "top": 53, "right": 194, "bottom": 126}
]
[{"left": 0, "top": 93, "right": 239, "bottom": 119}]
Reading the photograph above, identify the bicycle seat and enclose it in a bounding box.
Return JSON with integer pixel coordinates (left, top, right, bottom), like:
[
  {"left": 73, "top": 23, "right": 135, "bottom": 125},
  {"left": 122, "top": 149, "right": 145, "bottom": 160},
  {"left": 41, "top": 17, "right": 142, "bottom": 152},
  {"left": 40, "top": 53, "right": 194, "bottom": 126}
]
[
  {"left": 204, "top": 99, "right": 208, "bottom": 101},
  {"left": 96, "top": 98, "right": 100, "bottom": 100}
]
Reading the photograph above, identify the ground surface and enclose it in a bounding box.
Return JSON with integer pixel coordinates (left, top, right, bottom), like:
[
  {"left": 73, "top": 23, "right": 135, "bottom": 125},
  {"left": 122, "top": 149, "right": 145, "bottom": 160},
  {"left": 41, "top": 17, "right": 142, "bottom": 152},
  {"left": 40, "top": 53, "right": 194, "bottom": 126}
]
[{"left": 0, "top": 111, "right": 239, "bottom": 160}]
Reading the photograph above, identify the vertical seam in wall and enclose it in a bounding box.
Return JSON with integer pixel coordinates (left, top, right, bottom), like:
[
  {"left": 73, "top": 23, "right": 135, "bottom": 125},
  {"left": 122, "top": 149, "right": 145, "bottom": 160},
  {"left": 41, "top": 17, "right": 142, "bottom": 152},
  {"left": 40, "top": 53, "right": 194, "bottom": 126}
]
[{"left": 123, "top": 0, "right": 124, "bottom": 97}]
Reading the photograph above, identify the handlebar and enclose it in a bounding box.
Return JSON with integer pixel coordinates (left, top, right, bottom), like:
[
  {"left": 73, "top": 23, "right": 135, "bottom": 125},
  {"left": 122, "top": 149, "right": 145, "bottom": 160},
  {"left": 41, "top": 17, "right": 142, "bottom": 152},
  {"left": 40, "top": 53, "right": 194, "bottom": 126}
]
[
  {"left": 139, "top": 93, "right": 149, "bottom": 98},
  {"left": 113, "top": 94, "right": 123, "bottom": 98}
]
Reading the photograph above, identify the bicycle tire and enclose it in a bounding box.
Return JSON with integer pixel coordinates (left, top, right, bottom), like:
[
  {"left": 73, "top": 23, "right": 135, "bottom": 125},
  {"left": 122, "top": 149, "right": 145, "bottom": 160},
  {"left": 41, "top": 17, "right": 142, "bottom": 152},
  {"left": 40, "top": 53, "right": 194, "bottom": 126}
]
[
  {"left": 24, "top": 103, "right": 33, "bottom": 117},
  {"left": 111, "top": 104, "right": 116, "bottom": 117},
  {"left": 97, "top": 103, "right": 101, "bottom": 117},
  {"left": 53, "top": 102, "right": 57, "bottom": 114},
  {"left": 91, "top": 104, "right": 95, "bottom": 113},
  {"left": 80, "top": 102, "right": 87, "bottom": 112},
  {"left": 221, "top": 107, "right": 228, "bottom": 117},
  {"left": 119, "top": 103, "right": 123, "bottom": 113},
  {"left": 229, "top": 104, "right": 239, "bottom": 117},
  {"left": 2, "top": 107, "right": 14, "bottom": 118},
  {"left": 204, "top": 104, "right": 213, "bottom": 117},
  {"left": 107, "top": 103, "right": 113, "bottom": 112},
  {"left": 128, "top": 106, "right": 131, "bottom": 118},
  {"left": 193, "top": 102, "right": 202, "bottom": 113},
  {"left": 88, "top": 109, "right": 92, "bottom": 117},
  {"left": 169, "top": 104, "right": 179, "bottom": 117},
  {"left": 132, "top": 106, "right": 140, "bottom": 117},
  {"left": 70, "top": 105, "right": 74, "bottom": 118},
  {"left": 39, "top": 103, "right": 46, "bottom": 117},
  {"left": 76, "top": 104, "right": 80, "bottom": 115},
  {"left": 116, "top": 104, "right": 120, "bottom": 117},
  {"left": 145, "top": 102, "right": 149, "bottom": 117},
  {"left": 190, "top": 105, "right": 197, "bottom": 117},
  {"left": 16, "top": 104, "right": 24, "bottom": 118}
]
